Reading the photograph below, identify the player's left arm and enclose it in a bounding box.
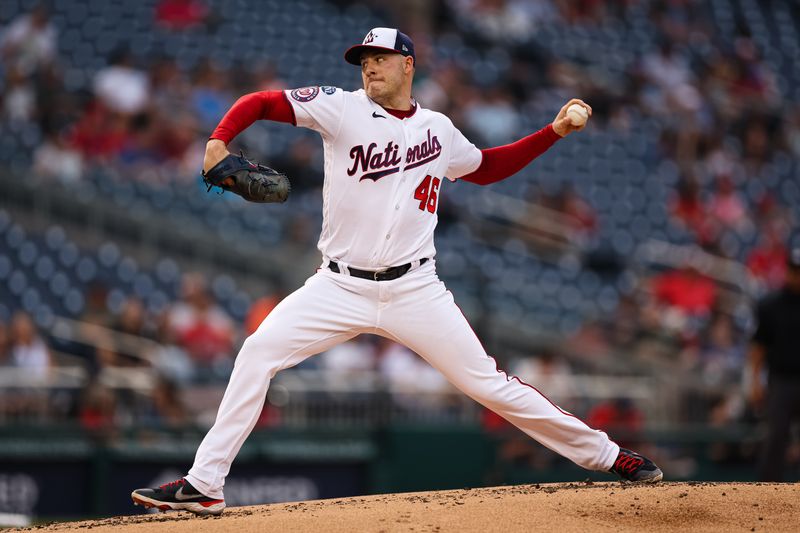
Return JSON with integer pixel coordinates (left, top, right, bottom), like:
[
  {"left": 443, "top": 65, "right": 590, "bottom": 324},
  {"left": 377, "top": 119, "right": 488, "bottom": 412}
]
[
  {"left": 203, "top": 90, "right": 295, "bottom": 174},
  {"left": 460, "top": 98, "right": 591, "bottom": 186}
]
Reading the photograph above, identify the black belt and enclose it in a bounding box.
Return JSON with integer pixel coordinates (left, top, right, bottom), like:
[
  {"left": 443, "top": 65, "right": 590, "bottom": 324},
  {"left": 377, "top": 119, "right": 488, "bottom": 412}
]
[{"left": 329, "top": 258, "right": 428, "bottom": 281}]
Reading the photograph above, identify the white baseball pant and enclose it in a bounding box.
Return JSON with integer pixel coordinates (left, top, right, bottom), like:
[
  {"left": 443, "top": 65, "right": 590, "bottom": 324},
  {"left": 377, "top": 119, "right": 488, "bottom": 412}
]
[{"left": 186, "top": 260, "right": 619, "bottom": 498}]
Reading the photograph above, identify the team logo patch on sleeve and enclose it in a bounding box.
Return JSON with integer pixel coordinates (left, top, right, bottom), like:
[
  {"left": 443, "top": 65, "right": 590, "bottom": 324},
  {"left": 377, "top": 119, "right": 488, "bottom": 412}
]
[
  {"left": 291, "top": 87, "right": 320, "bottom": 102},
  {"left": 321, "top": 86, "right": 337, "bottom": 95}
]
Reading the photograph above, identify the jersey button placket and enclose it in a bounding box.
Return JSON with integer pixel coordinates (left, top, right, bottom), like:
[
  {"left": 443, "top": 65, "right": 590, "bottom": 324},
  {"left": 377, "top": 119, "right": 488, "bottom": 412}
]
[
  {"left": 378, "top": 121, "right": 405, "bottom": 263},
  {"left": 400, "top": 119, "right": 410, "bottom": 183},
  {"left": 388, "top": 121, "right": 411, "bottom": 242}
]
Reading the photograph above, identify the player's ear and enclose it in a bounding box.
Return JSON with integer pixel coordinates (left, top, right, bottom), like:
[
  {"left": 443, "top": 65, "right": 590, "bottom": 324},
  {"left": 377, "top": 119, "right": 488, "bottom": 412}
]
[{"left": 404, "top": 56, "right": 415, "bottom": 74}]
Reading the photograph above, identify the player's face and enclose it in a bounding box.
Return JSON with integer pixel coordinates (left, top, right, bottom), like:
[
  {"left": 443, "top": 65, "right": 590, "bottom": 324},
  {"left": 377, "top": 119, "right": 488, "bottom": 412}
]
[{"left": 360, "top": 51, "right": 409, "bottom": 102}]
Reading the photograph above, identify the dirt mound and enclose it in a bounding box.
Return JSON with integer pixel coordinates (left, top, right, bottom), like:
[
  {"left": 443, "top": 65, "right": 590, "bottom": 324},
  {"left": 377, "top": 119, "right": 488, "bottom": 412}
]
[{"left": 17, "top": 482, "right": 800, "bottom": 532}]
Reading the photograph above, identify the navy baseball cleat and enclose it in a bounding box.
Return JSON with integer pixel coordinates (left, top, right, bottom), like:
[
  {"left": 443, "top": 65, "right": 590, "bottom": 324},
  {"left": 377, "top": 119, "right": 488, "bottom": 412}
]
[
  {"left": 131, "top": 478, "right": 225, "bottom": 516},
  {"left": 609, "top": 448, "right": 663, "bottom": 482}
]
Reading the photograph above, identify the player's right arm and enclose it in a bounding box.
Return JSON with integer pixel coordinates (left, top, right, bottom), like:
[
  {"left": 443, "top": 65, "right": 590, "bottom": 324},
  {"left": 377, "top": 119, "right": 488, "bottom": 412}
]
[
  {"left": 202, "top": 90, "right": 296, "bottom": 173},
  {"left": 453, "top": 98, "right": 592, "bottom": 186}
]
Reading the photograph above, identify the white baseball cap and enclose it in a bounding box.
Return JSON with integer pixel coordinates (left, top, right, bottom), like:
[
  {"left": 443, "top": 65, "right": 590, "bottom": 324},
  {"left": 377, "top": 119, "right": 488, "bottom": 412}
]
[{"left": 344, "top": 27, "right": 416, "bottom": 66}]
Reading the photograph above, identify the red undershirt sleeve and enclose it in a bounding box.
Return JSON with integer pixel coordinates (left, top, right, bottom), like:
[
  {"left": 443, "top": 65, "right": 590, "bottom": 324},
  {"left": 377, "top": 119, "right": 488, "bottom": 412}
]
[
  {"left": 460, "top": 124, "right": 562, "bottom": 185},
  {"left": 210, "top": 90, "right": 296, "bottom": 144}
]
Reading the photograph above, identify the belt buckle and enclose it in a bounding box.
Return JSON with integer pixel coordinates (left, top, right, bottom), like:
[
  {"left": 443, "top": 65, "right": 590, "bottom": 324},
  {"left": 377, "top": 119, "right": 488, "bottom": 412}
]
[{"left": 373, "top": 270, "right": 381, "bottom": 281}]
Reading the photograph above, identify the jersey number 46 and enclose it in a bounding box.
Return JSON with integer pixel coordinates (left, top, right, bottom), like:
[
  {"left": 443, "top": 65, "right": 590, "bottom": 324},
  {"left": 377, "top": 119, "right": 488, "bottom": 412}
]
[{"left": 414, "top": 175, "right": 441, "bottom": 214}]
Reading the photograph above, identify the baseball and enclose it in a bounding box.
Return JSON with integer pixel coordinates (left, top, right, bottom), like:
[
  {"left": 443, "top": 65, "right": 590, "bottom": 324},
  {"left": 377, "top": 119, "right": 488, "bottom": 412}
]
[{"left": 566, "top": 104, "right": 589, "bottom": 126}]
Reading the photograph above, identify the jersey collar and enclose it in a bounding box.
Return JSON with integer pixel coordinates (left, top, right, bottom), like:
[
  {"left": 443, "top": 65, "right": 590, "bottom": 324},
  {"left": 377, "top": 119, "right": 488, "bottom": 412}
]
[
  {"left": 366, "top": 94, "right": 418, "bottom": 120},
  {"left": 382, "top": 101, "right": 417, "bottom": 120}
]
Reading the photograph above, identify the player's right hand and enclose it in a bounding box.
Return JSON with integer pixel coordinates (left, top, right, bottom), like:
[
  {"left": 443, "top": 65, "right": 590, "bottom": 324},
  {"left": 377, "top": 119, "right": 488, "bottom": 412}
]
[{"left": 552, "top": 98, "right": 592, "bottom": 137}]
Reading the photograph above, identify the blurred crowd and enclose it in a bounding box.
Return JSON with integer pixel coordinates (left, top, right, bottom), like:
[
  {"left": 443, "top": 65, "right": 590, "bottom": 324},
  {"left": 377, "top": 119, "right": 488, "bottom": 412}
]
[
  {"left": 0, "top": 269, "right": 460, "bottom": 434},
  {"left": 435, "top": 0, "right": 798, "bottom": 442},
  {"left": 1, "top": 0, "right": 799, "bottom": 475},
  {"left": 1, "top": 2, "right": 294, "bottom": 187}
]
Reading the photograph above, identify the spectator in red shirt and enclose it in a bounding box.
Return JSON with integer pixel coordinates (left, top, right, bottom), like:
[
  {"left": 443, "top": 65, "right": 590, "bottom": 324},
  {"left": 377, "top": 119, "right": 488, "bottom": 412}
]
[
  {"left": 747, "top": 231, "right": 788, "bottom": 290},
  {"left": 707, "top": 174, "right": 749, "bottom": 231},
  {"left": 653, "top": 266, "right": 717, "bottom": 316},
  {"left": 586, "top": 398, "right": 644, "bottom": 438},
  {"left": 670, "top": 176, "right": 713, "bottom": 243},
  {"left": 167, "top": 273, "right": 234, "bottom": 370},
  {"left": 155, "top": 0, "right": 209, "bottom": 30},
  {"left": 69, "top": 100, "right": 129, "bottom": 160}
]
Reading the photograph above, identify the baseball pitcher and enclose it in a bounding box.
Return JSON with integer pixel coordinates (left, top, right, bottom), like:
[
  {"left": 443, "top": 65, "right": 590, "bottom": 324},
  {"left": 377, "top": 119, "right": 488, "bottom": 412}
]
[{"left": 132, "top": 27, "right": 662, "bottom": 516}]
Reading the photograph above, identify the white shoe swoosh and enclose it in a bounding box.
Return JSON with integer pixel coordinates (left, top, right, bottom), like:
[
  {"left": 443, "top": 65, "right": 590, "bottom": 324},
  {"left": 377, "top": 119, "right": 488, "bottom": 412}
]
[{"left": 174, "top": 486, "right": 204, "bottom": 501}]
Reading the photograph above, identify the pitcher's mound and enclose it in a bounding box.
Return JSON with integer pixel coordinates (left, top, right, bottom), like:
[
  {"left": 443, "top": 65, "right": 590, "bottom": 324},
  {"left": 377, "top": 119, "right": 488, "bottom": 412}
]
[{"left": 20, "top": 481, "right": 800, "bottom": 532}]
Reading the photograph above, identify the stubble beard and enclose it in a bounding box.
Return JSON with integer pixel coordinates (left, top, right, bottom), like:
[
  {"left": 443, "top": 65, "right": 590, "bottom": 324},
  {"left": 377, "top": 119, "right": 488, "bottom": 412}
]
[
  {"left": 366, "top": 83, "right": 389, "bottom": 105},
  {"left": 365, "top": 75, "right": 403, "bottom": 107}
]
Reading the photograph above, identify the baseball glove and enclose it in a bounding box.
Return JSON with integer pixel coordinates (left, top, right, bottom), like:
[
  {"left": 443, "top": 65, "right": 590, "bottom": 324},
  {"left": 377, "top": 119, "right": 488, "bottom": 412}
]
[{"left": 202, "top": 152, "right": 291, "bottom": 203}]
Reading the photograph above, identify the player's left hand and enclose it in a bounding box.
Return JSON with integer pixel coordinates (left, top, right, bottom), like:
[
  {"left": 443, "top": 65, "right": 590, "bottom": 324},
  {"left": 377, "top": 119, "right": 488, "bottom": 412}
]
[
  {"left": 202, "top": 152, "right": 291, "bottom": 203},
  {"left": 552, "top": 99, "right": 592, "bottom": 137}
]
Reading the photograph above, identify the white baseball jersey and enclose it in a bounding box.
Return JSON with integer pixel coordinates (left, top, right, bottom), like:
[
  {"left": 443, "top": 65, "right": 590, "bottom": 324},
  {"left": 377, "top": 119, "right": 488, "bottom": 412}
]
[{"left": 284, "top": 86, "right": 482, "bottom": 269}]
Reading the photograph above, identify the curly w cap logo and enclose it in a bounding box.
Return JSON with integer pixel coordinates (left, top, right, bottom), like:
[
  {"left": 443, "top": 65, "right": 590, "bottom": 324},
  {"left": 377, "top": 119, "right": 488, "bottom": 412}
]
[{"left": 364, "top": 31, "right": 376, "bottom": 44}]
